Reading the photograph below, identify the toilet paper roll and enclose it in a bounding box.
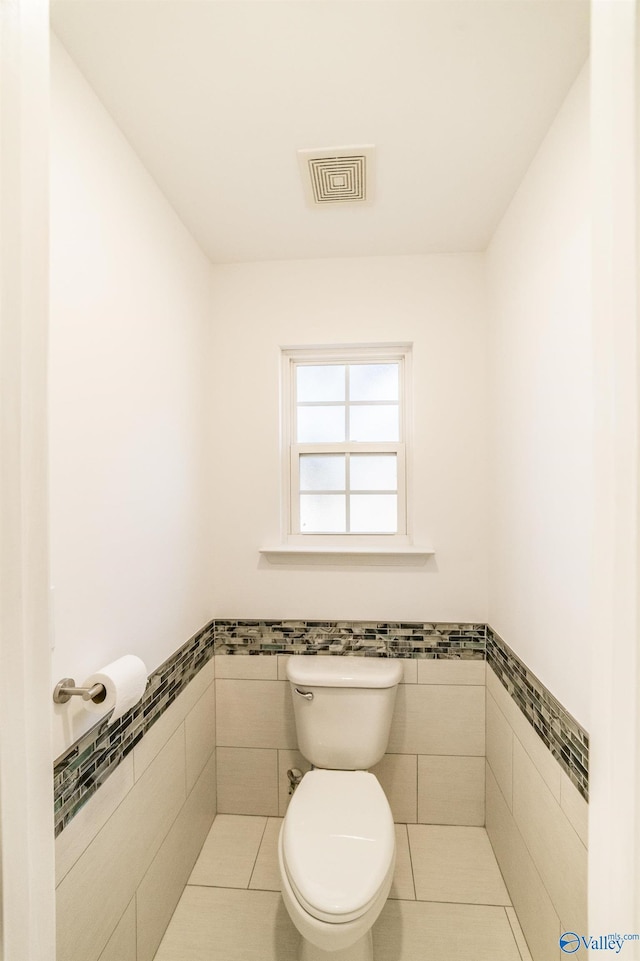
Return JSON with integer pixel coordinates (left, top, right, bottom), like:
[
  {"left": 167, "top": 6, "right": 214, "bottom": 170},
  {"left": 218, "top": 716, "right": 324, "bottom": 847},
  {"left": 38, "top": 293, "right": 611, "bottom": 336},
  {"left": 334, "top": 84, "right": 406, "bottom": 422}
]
[{"left": 81, "top": 655, "right": 148, "bottom": 724}]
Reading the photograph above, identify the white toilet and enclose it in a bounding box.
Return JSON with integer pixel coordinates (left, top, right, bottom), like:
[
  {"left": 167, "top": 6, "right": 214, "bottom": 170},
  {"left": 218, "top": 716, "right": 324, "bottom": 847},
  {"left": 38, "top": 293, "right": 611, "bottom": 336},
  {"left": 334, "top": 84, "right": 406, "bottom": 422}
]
[{"left": 278, "top": 655, "right": 403, "bottom": 961}]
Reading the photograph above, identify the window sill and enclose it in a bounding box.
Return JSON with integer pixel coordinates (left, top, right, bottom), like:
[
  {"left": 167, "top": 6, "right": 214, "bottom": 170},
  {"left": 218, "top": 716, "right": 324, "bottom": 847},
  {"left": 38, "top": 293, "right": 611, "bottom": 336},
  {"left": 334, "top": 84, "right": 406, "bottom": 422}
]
[{"left": 259, "top": 545, "right": 434, "bottom": 565}]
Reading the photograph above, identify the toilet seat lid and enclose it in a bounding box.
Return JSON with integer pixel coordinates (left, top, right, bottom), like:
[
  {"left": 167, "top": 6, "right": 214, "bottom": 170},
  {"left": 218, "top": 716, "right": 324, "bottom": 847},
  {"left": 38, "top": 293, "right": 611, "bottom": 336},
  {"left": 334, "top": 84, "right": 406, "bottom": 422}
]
[{"left": 282, "top": 770, "right": 395, "bottom": 922}]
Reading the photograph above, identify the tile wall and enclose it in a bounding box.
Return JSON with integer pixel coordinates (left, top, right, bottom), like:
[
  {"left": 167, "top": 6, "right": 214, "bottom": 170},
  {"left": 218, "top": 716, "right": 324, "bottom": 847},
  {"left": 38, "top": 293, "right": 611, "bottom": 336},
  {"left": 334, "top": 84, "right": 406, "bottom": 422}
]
[
  {"left": 215, "top": 652, "right": 486, "bottom": 825},
  {"left": 55, "top": 656, "right": 217, "bottom": 961},
  {"left": 53, "top": 620, "right": 486, "bottom": 833},
  {"left": 54, "top": 621, "right": 216, "bottom": 836},
  {"left": 485, "top": 665, "right": 588, "bottom": 961},
  {"left": 53, "top": 619, "right": 589, "bottom": 961},
  {"left": 487, "top": 627, "right": 588, "bottom": 801}
]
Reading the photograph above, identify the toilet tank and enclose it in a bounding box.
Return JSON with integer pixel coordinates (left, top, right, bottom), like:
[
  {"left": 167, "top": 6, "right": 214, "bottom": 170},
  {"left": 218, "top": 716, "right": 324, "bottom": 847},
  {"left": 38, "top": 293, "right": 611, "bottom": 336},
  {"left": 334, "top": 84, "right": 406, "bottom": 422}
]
[{"left": 287, "top": 656, "right": 403, "bottom": 770}]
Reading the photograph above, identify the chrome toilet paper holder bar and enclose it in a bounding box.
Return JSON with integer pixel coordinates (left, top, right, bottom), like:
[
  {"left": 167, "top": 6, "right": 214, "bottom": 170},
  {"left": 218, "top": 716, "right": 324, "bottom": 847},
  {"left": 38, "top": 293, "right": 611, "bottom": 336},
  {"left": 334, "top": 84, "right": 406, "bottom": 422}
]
[{"left": 53, "top": 678, "right": 107, "bottom": 704}]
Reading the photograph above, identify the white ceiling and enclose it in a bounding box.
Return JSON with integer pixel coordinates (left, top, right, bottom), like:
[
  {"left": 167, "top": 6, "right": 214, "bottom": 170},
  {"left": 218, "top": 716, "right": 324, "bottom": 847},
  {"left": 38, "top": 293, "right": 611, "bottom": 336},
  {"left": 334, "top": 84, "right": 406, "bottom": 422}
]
[{"left": 51, "top": 0, "right": 590, "bottom": 264}]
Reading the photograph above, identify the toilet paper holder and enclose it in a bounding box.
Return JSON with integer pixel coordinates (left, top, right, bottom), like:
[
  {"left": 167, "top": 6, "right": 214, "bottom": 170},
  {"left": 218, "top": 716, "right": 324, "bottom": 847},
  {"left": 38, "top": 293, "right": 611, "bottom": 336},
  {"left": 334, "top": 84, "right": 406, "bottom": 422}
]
[{"left": 53, "top": 678, "right": 107, "bottom": 705}]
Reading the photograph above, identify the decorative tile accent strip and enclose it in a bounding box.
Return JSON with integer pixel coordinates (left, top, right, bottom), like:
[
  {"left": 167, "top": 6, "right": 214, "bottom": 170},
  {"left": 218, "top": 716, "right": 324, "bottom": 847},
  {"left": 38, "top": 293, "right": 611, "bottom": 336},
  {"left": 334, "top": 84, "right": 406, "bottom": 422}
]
[
  {"left": 53, "top": 620, "right": 215, "bottom": 837},
  {"left": 486, "top": 626, "right": 589, "bottom": 801},
  {"left": 54, "top": 618, "right": 589, "bottom": 836},
  {"left": 213, "top": 620, "right": 486, "bottom": 658}
]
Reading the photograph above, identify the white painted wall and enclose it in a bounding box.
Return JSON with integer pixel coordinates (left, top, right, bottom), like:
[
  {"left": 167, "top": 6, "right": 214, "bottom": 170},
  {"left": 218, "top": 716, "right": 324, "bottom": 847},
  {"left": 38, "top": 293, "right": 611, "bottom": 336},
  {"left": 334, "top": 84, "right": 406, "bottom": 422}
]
[
  {"left": 49, "top": 37, "right": 214, "bottom": 757},
  {"left": 209, "top": 254, "right": 488, "bottom": 622},
  {"left": 486, "top": 63, "right": 591, "bottom": 728}
]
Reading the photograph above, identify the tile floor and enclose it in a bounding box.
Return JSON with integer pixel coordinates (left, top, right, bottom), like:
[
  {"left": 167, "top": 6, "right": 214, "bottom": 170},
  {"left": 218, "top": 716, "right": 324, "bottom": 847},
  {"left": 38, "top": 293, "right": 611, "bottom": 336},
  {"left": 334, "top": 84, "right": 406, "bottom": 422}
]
[{"left": 153, "top": 815, "right": 533, "bottom": 961}]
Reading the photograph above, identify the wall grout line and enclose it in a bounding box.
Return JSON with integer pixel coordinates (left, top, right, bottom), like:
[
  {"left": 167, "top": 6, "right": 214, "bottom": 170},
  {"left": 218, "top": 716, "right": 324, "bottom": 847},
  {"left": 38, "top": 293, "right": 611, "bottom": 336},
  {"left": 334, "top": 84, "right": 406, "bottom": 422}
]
[
  {"left": 504, "top": 905, "right": 534, "bottom": 961},
  {"left": 485, "top": 761, "right": 563, "bottom": 939}
]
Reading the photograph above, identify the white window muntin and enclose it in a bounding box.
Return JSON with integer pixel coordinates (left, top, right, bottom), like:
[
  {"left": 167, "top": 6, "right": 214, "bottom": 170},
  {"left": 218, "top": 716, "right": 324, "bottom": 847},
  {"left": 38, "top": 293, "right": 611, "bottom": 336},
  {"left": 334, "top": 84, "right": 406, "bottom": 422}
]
[
  {"left": 282, "top": 345, "right": 411, "bottom": 540},
  {"left": 294, "top": 361, "right": 401, "bottom": 444},
  {"left": 292, "top": 445, "right": 406, "bottom": 534}
]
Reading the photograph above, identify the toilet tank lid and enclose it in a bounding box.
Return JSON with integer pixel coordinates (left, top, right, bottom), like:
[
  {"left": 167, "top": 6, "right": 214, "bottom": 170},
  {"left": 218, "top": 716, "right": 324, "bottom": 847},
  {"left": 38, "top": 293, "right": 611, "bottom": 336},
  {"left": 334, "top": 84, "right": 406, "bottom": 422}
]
[{"left": 286, "top": 655, "right": 403, "bottom": 688}]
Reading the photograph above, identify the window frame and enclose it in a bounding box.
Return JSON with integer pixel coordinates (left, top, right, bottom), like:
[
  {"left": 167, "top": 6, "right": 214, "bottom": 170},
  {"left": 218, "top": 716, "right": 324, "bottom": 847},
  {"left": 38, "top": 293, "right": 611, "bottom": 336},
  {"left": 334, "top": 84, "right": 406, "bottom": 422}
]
[{"left": 281, "top": 343, "right": 413, "bottom": 547}]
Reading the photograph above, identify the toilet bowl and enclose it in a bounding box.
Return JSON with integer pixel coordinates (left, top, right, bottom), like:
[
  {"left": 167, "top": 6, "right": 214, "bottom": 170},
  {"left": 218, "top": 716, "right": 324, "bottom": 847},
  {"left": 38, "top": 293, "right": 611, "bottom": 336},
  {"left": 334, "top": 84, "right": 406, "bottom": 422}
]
[{"left": 278, "top": 769, "right": 396, "bottom": 961}]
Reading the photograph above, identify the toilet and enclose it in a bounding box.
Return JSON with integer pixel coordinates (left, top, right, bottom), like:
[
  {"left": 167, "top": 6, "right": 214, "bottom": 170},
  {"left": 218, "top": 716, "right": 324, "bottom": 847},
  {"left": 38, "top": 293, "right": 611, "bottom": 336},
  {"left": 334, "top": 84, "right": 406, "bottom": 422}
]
[{"left": 278, "top": 655, "right": 403, "bottom": 961}]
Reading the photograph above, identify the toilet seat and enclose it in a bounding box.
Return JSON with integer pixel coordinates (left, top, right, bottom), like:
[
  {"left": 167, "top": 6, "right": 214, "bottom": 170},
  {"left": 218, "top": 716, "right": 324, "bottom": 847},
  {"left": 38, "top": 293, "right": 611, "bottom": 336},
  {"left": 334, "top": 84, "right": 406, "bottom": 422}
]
[{"left": 282, "top": 769, "right": 395, "bottom": 925}]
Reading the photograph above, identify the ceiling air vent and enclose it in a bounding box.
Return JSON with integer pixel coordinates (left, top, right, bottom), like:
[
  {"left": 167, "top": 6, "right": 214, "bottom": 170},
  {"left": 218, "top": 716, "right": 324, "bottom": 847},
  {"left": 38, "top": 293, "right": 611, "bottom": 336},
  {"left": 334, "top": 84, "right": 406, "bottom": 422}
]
[{"left": 298, "top": 145, "right": 375, "bottom": 206}]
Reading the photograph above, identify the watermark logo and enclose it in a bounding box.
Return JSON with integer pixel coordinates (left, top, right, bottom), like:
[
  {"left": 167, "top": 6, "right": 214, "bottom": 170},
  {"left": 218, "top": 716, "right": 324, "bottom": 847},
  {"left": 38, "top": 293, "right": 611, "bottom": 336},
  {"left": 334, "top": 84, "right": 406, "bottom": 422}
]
[
  {"left": 560, "top": 932, "right": 640, "bottom": 954},
  {"left": 559, "top": 932, "right": 581, "bottom": 954}
]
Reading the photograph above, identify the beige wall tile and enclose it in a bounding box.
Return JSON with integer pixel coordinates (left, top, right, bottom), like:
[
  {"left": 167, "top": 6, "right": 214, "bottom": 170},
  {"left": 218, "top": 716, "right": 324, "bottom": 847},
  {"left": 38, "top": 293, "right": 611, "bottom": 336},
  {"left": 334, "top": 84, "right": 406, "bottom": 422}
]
[
  {"left": 97, "top": 899, "right": 136, "bottom": 961},
  {"left": 186, "top": 682, "right": 216, "bottom": 793},
  {"left": 133, "top": 707, "right": 182, "bottom": 784},
  {"left": 486, "top": 668, "right": 561, "bottom": 802},
  {"left": 190, "top": 813, "right": 266, "bottom": 888},
  {"left": 56, "top": 727, "right": 186, "bottom": 961},
  {"left": 133, "top": 657, "right": 215, "bottom": 781},
  {"left": 249, "top": 817, "right": 282, "bottom": 892},
  {"left": 560, "top": 771, "right": 588, "bottom": 847},
  {"left": 370, "top": 753, "right": 417, "bottom": 823},
  {"left": 277, "top": 749, "right": 312, "bottom": 817},
  {"left": 513, "top": 715, "right": 562, "bottom": 805},
  {"left": 485, "top": 669, "right": 522, "bottom": 741},
  {"left": 486, "top": 763, "right": 562, "bottom": 961},
  {"left": 215, "top": 679, "right": 297, "bottom": 749},
  {"left": 390, "top": 824, "right": 415, "bottom": 900},
  {"left": 418, "top": 659, "right": 486, "bottom": 686},
  {"left": 56, "top": 754, "right": 134, "bottom": 886},
  {"left": 486, "top": 691, "right": 513, "bottom": 810},
  {"left": 216, "top": 747, "right": 279, "bottom": 816},
  {"left": 277, "top": 654, "right": 291, "bottom": 681},
  {"left": 136, "top": 753, "right": 217, "bottom": 961},
  {"left": 512, "top": 741, "right": 587, "bottom": 935},
  {"left": 216, "top": 654, "right": 278, "bottom": 680},
  {"left": 485, "top": 668, "right": 512, "bottom": 709},
  {"left": 387, "top": 684, "right": 485, "bottom": 756},
  {"left": 399, "top": 658, "right": 418, "bottom": 683},
  {"left": 505, "top": 907, "right": 534, "bottom": 961},
  {"left": 408, "top": 824, "right": 510, "bottom": 905},
  {"left": 417, "top": 755, "right": 484, "bottom": 826},
  {"left": 185, "top": 656, "right": 216, "bottom": 697}
]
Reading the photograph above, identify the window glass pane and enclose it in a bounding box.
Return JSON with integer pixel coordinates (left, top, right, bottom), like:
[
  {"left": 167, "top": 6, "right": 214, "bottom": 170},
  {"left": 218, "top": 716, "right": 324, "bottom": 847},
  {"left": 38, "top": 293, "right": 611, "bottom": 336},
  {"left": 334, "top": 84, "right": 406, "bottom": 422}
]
[
  {"left": 349, "top": 405, "right": 399, "bottom": 442},
  {"left": 300, "top": 455, "right": 345, "bottom": 491},
  {"left": 350, "top": 494, "right": 397, "bottom": 533},
  {"left": 300, "top": 494, "right": 346, "bottom": 533},
  {"left": 350, "top": 454, "right": 397, "bottom": 491},
  {"left": 349, "top": 363, "right": 399, "bottom": 402},
  {"left": 297, "top": 406, "right": 346, "bottom": 443},
  {"left": 297, "top": 365, "right": 345, "bottom": 402}
]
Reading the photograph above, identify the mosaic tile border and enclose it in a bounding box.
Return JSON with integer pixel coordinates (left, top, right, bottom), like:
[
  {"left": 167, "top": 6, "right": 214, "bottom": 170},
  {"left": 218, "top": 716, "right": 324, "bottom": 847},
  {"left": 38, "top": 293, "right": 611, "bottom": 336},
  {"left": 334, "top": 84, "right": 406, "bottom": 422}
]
[
  {"left": 53, "top": 618, "right": 589, "bottom": 836},
  {"left": 53, "top": 620, "right": 216, "bottom": 837},
  {"left": 213, "top": 619, "right": 486, "bottom": 658},
  {"left": 486, "top": 626, "right": 589, "bottom": 801}
]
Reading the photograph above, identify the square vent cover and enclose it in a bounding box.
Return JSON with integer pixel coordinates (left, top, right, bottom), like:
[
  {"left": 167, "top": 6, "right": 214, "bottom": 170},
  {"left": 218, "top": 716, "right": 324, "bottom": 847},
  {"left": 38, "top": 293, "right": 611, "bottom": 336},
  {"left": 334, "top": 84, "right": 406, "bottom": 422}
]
[{"left": 298, "top": 145, "right": 375, "bottom": 206}]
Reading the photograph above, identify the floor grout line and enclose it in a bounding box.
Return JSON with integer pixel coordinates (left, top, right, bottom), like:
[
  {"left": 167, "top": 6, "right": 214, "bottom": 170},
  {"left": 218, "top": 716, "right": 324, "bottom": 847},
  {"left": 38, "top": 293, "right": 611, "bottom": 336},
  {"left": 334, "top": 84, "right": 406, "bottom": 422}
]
[
  {"left": 184, "top": 882, "right": 517, "bottom": 909},
  {"left": 175, "top": 818, "right": 527, "bottom": 960},
  {"left": 403, "top": 823, "right": 418, "bottom": 901},
  {"left": 247, "top": 816, "right": 271, "bottom": 890},
  {"left": 400, "top": 897, "right": 516, "bottom": 908}
]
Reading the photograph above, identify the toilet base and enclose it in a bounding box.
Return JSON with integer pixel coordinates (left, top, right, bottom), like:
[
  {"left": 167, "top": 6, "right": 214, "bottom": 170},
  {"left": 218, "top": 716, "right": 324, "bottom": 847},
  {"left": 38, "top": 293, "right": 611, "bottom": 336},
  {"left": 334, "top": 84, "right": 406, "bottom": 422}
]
[{"left": 299, "top": 930, "right": 373, "bottom": 961}]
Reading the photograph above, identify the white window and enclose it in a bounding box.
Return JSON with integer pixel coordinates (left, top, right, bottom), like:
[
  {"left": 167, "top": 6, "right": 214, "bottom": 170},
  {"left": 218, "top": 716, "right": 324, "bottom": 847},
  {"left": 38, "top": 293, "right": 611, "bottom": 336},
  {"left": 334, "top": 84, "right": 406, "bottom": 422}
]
[{"left": 281, "top": 344, "right": 412, "bottom": 544}]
